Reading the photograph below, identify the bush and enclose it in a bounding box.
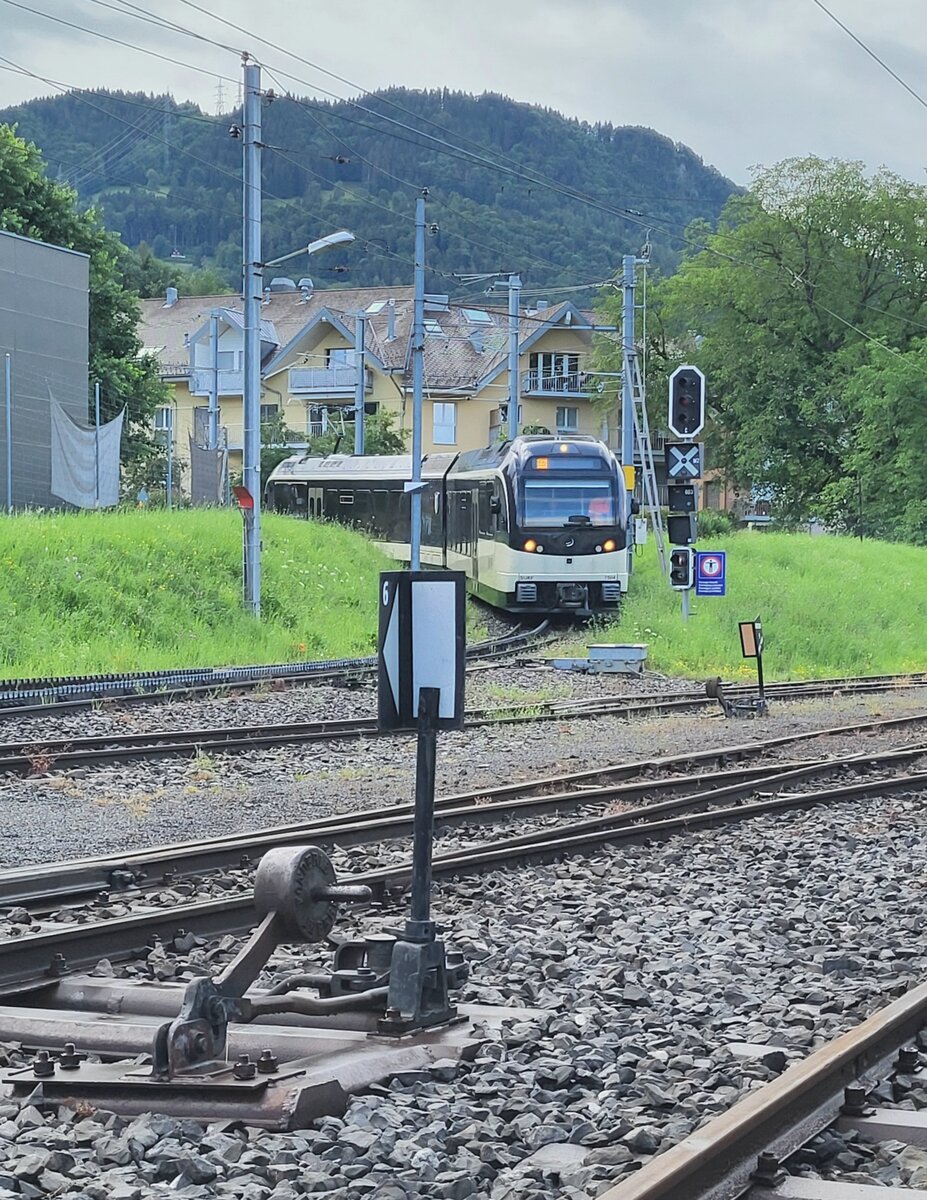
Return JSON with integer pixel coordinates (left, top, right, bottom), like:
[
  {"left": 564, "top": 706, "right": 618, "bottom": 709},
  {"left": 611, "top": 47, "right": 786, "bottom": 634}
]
[{"left": 696, "top": 508, "right": 737, "bottom": 538}]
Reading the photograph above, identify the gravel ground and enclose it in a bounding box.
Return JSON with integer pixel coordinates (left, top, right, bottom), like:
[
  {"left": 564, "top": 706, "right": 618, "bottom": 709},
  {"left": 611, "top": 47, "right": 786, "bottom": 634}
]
[
  {"left": 0, "top": 659, "right": 697, "bottom": 745},
  {"left": 2, "top": 789, "right": 927, "bottom": 1197},
  {"left": 0, "top": 683, "right": 926, "bottom": 1199},
  {"left": 0, "top": 683, "right": 922, "bottom": 868}
]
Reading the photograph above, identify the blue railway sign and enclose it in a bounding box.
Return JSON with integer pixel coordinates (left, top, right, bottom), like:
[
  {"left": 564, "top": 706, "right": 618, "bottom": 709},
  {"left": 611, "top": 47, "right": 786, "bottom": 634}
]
[{"left": 695, "top": 551, "right": 726, "bottom": 597}]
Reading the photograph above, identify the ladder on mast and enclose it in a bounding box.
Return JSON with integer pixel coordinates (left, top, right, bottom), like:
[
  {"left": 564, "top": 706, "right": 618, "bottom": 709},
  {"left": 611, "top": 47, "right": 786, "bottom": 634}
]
[{"left": 625, "top": 346, "right": 668, "bottom": 576}]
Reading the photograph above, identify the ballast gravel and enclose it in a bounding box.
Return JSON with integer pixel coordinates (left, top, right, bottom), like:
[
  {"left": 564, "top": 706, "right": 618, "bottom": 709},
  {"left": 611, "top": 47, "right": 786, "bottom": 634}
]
[
  {"left": 0, "top": 686, "right": 925, "bottom": 867},
  {"left": 1, "top": 790, "right": 927, "bottom": 1197}
]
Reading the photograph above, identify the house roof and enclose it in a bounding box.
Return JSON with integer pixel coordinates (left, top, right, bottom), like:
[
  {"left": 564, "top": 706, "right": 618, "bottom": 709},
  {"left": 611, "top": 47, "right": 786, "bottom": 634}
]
[{"left": 138, "top": 285, "right": 595, "bottom": 394}]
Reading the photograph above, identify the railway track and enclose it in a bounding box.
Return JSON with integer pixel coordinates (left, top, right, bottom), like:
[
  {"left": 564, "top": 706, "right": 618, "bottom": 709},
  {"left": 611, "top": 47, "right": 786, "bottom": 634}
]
[
  {"left": 6, "top": 714, "right": 924, "bottom": 911},
  {"left": 603, "top": 979, "right": 927, "bottom": 1200},
  {"left": 0, "top": 620, "right": 549, "bottom": 717},
  {"left": 1, "top": 671, "right": 925, "bottom": 777},
  {"left": 0, "top": 711, "right": 926, "bottom": 994}
]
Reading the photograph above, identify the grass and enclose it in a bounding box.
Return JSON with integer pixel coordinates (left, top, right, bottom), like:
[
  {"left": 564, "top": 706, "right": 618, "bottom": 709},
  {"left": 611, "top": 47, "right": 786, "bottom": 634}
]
[
  {"left": 8, "top": 514, "right": 926, "bottom": 682},
  {"left": 485, "top": 682, "right": 572, "bottom": 706},
  {"left": 568, "top": 531, "right": 927, "bottom": 681},
  {"left": 0, "top": 509, "right": 395, "bottom": 675}
]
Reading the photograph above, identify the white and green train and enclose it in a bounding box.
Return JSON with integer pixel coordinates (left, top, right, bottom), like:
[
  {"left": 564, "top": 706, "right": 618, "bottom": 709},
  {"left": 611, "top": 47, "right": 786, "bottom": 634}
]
[{"left": 265, "top": 435, "right": 630, "bottom": 617}]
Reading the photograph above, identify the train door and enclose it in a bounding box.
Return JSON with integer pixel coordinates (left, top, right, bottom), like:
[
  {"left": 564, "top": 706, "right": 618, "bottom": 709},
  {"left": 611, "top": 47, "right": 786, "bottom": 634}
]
[
  {"left": 469, "top": 485, "right": 480, "bottom": 580},
  {"left": 476, "top": 482, "right": 497, "bottom": 583}
]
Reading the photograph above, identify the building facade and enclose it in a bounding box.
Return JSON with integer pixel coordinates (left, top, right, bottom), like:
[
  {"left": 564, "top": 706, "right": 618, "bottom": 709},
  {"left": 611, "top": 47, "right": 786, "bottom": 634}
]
[
  {"left": 0, "top": 231, "right": 89, "bottom": 507},
  {"left": 138, "top": 283, "right": 615, "bottom": 489}
]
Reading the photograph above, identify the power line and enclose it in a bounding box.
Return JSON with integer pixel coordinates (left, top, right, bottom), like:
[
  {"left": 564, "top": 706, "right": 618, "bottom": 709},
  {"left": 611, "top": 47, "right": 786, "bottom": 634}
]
[
  {"left": 85, "top": 0, "right": 240, "bottom": 56},
  {"left": 7, "top": 9, "right": 923, "bottom": 357},
  {"left": 262, "top": 78, "right": 565, "bottom": 277},
  {"left": 0, "top": 61, "right": 231, "bottom": 127},
  {"left": 810, "top": 0, "right": 927, "bottom": 112},
  {"left": 0, "top": 55, "right": 247, "bottom": 195},
  {"left": 93, "top": 0, "right": 722, "bottom": 259},
  {"left": 0, "top": 0, "right": 237, "bottom": 85}
]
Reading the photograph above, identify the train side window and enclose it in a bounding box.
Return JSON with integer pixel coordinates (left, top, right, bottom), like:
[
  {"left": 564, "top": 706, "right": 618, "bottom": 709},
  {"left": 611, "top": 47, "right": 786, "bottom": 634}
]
[{"left": 495, "top": 483, "right": 508, "bottom": 532}]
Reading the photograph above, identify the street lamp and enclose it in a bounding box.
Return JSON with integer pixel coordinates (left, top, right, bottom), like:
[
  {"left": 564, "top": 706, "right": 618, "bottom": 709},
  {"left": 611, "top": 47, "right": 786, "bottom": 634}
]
[
  {"left": 264, "top": 229, "right": 355, "bottom": 269},
  {"left": 242, "top": 228, "right": 356, "bottom": 618}
]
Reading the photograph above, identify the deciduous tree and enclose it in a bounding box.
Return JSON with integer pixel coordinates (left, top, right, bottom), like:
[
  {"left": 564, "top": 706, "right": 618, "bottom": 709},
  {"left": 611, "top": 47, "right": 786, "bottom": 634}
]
[{"left": 624, "top": 157, "right": 927, "bottom": 523}]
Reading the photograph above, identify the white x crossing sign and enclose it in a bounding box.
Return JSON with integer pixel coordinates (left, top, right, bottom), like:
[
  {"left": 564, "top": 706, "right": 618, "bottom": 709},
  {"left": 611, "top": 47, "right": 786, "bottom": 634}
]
[{"left": 665, "top": 441, "right": 703, "bottom": 480}]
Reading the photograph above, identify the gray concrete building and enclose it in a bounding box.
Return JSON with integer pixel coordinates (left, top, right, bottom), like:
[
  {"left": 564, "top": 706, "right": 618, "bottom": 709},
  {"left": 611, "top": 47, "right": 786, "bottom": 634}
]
[{"left": 0, "top": 230, "right": 89, "bottom": 508}]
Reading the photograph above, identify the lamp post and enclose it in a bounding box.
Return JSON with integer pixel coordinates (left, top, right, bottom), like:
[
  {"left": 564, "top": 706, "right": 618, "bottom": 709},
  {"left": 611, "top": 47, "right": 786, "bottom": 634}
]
[
  {"left": 241, "top": 228, "right": 355, "bottom": 618},
  {"left": 264, "top": 229, "right": 355, "bottom": 268}
]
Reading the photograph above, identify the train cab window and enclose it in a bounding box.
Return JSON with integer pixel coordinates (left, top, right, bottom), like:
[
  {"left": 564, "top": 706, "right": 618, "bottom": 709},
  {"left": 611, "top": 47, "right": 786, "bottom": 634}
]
[{"left": 521, "top": 478, "right": 617, "bottom": 527}]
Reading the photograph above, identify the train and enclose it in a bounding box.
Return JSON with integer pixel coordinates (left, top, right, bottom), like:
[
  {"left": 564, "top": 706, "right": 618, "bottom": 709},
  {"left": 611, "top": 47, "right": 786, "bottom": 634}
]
[{"left": 264, "top": 435, "right": 631, "bottom": 616}]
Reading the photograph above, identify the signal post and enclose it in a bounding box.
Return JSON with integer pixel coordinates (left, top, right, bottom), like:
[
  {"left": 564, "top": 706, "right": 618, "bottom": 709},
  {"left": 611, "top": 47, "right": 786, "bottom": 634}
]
[{"left": 666, "top": 366, "right": 705, "bottom": 620}]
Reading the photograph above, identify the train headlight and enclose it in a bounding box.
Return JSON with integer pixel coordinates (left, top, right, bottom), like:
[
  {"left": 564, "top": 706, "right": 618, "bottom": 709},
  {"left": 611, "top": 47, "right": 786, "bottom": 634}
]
[
  {"left": 524, "top": 539, "right": 537, "bottom": 552},
  {"left": 536, "top": 545, "right": 544, "bottom": 552},
  {"left": 604, "top": 538, "right": 616, "bottom": 552},
  {"left": 595, "top": 545, "right": 602, "bottom": 553}
]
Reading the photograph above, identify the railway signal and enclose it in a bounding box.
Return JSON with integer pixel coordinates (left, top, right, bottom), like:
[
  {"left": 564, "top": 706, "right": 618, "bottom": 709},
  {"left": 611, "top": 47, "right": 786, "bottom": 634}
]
[
  {"left": 665, "top": 442, "right": 703, "bottom": 480},
  {"left": 667, "top": 483, "right": 696, "bottom": 513},
  {"left": 666, "top": 369, "right": 706, "bottom": 621},
  {"left": 667, "top": 513, "right": 698, "bottom": 545},
  {"left": 668, "top": 365, "right": 706, "bottom": 438},
  {"left": 669, "top": 547, "right": 694, "bottom": 590}
]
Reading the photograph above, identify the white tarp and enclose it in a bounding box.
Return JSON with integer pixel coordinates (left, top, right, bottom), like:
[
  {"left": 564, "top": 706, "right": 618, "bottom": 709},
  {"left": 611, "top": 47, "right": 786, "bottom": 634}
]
[
  {"left": 189, "top": 435, "right": 228, "bottom": 506},
  {"left": 50, "top": 397, "right": 124, "bottom": 508}
]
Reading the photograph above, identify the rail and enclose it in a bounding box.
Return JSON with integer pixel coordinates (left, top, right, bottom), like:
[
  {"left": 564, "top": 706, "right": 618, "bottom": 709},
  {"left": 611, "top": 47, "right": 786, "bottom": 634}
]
[{"left": 1, "top": 710, "right": 927, "bottom": 992}]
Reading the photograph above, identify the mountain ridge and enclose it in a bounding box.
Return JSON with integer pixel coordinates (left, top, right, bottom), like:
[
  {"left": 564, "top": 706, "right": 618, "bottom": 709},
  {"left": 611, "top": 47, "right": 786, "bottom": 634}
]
[{"left": 0, "top": 86, "right": 738, "bottom": 293}]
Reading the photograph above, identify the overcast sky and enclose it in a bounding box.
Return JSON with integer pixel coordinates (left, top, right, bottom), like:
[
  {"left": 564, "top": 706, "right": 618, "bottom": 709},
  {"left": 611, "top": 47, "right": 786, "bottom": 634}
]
[{"left": 1, "top": 0, "right": 924, "bottom": 187}]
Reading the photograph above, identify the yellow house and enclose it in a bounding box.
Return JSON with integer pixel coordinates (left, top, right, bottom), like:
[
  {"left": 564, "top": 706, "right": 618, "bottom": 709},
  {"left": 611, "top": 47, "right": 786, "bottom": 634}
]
[{"left": 138, "top": 283, "right": 612, "bottom": 489}]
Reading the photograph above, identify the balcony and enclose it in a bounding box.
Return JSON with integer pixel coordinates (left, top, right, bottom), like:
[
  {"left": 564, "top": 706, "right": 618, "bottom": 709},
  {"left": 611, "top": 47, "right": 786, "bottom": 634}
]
[
  {"left": 159, "top": 362, "right": 192, "bottom": 380},
  {"left": 633, "top": 430, "right": 668, "bottom": 462},
  {"left": 523, "top": 370, "right": 590, "bottom": 396},
  {"left": 189, "top": 369, "right": 244, "bottom": 397},
  {"left": 288, "top": 365, "right": 371, "bottom": 397}
]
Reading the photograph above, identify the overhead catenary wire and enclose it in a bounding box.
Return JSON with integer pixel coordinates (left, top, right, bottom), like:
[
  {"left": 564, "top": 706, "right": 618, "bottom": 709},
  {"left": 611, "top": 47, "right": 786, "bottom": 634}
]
[
  {"left": 0, "top": 0, "right": 237, "bottom": 86},
  {"left": 5, "top": 7, "right": 924, "bottom": 368},
  {"left": 54, "top": 0, "right": 729, "bottom": 262},
  {"left": 809, "top": 0, "right": 927, "bottom": 113},
  {"left": 259, "top": 68, "right": 567, "bottom": 277}
]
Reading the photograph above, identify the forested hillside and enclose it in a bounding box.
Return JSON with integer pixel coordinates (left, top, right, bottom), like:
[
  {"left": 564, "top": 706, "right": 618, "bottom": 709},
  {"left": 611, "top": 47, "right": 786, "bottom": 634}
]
[{"left": 0, "top": 87, "right": 736, "bottom": 293}]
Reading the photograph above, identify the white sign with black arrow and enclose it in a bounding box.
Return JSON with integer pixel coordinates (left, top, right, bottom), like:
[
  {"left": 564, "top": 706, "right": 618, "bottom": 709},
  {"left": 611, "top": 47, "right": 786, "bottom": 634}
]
[{"left": 378, "top": 570, "right": 466, "bottom": 731}]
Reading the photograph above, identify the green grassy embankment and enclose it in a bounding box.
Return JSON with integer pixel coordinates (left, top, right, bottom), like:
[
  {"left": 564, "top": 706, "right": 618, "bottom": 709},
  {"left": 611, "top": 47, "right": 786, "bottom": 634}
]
[
  {"left": 586, "top": 532, "right": 927, "bottom": 681},
  {"left": 0, "top": 509, "right": 394, "bottom": 675}
]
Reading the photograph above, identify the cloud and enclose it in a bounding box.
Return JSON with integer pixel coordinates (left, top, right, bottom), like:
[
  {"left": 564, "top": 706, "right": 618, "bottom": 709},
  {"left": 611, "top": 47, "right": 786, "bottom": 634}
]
[{"left": 0, "top": 0, "right": 925, "bottom": 183}]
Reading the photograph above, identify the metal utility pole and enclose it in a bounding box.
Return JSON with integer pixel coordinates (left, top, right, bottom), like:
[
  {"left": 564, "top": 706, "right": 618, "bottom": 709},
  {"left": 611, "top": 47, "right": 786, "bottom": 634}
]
[
  {"left": 208, "top": 308, "right": 220, "bottom": 449},
  {"left": 354, "top": 311, "right": 366, "bottom": 456},
  {"left": 507, "top": 273, "right": 521, "bottom": 441},
  {"left": 4, "top": 352, "right": 11, "bottom": 513},
  {"left": 94, "top": 381, "right": 101, "bottom": 508},
  {"left": 165, "top": 407, "right": 174, "bottom": 508},
  {"left": 621, "top": 254, "right": 636, "bottom": 467},
  {"left": 241, "top": 53, "right": 263, "bottom": 617},
  {"left": 409, "top": 188, "right": 427, "bottom": 571},
  {"left": 506, "top": 274, "right": 521, "bottom": 441},
  {"left": 621, "top": 255, "right": 668, "bottom": 578}
]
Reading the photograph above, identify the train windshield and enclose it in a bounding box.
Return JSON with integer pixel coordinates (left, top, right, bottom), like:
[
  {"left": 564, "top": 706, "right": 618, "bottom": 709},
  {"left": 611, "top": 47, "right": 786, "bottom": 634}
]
[{"left": 521, "top": 478, "right": 617, "bottom": 527}]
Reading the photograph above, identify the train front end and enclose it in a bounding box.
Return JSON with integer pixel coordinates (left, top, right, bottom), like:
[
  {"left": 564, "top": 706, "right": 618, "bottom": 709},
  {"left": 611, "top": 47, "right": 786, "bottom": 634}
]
[{"left": 501, "top": 437, "right": 629, "bottom": 616}]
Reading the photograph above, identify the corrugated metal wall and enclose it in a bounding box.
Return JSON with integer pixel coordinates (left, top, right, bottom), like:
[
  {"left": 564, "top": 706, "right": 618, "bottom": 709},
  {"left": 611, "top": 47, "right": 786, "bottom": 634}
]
[{"left": 0, "top": 231, "right": 89, "bottom": 508}]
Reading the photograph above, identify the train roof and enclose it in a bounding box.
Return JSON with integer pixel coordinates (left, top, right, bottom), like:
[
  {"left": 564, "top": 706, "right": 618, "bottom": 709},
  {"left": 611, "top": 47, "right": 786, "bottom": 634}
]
[
  {"left": 267, "top": 452, "right": 458, "bottom": 483},
  {"left": 266, "top": 436, "right": 615, "bottom": 486}
]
